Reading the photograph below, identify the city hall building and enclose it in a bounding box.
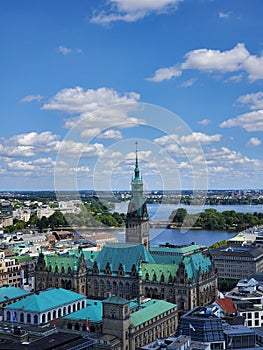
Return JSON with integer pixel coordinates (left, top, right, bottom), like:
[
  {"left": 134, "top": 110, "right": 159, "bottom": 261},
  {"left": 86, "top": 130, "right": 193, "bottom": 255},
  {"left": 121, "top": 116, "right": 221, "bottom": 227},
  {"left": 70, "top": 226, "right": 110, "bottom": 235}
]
[{"left": 35, "top": 150, "right": 217, "bottom": 314}]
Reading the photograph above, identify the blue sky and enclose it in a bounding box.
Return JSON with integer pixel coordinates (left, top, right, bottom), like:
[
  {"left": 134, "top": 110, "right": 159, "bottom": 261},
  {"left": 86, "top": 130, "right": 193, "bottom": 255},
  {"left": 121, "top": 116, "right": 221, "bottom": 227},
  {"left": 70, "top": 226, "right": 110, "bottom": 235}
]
[{"left": 0, "top": 0, "right": 262, "bottom": 191}]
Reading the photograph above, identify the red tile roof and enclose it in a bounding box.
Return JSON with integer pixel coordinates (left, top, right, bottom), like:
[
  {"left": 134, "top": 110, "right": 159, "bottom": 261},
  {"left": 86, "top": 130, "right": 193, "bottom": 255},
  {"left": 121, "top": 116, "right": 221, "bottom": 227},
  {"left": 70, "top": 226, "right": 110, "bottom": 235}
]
[{"left": 215, "top": 298, "right": 237, "bottom": 315}]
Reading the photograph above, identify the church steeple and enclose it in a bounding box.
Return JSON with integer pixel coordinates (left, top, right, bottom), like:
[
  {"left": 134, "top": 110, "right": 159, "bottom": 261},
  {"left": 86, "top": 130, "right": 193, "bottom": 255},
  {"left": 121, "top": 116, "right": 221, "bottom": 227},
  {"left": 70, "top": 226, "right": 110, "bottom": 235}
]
[{"left": 125, "top": 142, "right": 149, "bottom": 249}]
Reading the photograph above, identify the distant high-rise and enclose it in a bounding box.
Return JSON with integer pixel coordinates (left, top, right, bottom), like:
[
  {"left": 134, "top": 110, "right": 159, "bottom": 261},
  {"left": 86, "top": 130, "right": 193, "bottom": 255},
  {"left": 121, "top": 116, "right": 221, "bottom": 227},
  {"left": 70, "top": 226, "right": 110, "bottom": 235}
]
[
  {"left": 1, "top": 201, "right": 13, "bottom": 217},
  {"left": 125, "top": 143, "right": 149, "bottom": 248}
]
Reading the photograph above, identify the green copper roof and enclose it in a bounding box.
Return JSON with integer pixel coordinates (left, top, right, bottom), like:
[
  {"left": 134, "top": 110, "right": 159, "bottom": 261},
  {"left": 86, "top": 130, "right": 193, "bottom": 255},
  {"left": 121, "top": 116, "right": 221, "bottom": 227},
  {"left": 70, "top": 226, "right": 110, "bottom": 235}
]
[
  {"left": 0, "top": 286, "right": 31, "bottom": 303},
  {"left": 149, "top": 252, "right": 182, "bottom": 265},
  {"left": 134, "top": 142, "right": 140, "bottom": 180},
  {"left": 130, "top": 299, "right": 176, "bottom": 327},
  {"left": 142, "top": 263, "right": 178, "bottom": 283},
  {"left": 64, "top": 299, "right": 103, "bottom": 323},
  {"left": 150, "top": 245, "right": 201, "bottom": 265},
  {"left": 150, "top": 244, "right": 201, "bottom": 255},
  {"left": 95, "top": 243, "right": 156, "bottom": 273},
  {"left": 184, "top": 252, "right": 212, "bottom": 282},
  {"left": 11, "top": 255, "right": 35, "bottom": 263},
  {"left": 44, "top": 255, "right": 77, "bottom": 273},
  {"left": 4, "top": 288, "right": 85, "bottom": 313},
  {"left": 81, "top": 250, "right": 99, "bottom": 262},
  {"left": 64, "top": 299, "right": 137, "bottom": 323},
  {"left": 103, "top": 295, "right": 129, "bottom": 305}
]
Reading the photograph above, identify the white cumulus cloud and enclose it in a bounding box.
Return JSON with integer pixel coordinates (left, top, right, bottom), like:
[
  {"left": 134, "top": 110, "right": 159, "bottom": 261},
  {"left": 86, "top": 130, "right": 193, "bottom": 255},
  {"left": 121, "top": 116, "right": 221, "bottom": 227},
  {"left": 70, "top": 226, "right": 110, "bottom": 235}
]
[
  {"left": 246, "top": 137, "right": 262, "bottom": 147},
  {"left": 20, "top": 94, "right": 44, "bottom": 103},
  {"left": 0, "top": 131, "right": 60, "bottom": 158},
  {"left": 147, "top": 43, "right": 263, "bottom": 82},
  {"left": 42, "top": 86, "right": 143, "bottom": 137},
  {"left": 146, "top": 66, "right": 182, "bottom": 82},
  {"left": 98, "top": 129, "right": 123, "bottom": 140},
  {"left": 237, "top": 91, "right": 263, "bottom": 110},
  {"left": 220, "top": 110, "right": 263, "bottom": 131},
  {"left": 180, "top": 132, "right": 222, "bottom": 144},
  {"left": 57, "top": 45, "right": 73, "bottom": 55},
  {"left": 91, "top": 0, "right": 183, "bottom": 24},
  {"left": 154, "top": 132, "right": 221, "bottom": 146},
  {"left": 198, "top": 119, "right": 211, "bottom": 126},
  {"left": 218, "top": 11, "right": 231, "bottom": 19}
]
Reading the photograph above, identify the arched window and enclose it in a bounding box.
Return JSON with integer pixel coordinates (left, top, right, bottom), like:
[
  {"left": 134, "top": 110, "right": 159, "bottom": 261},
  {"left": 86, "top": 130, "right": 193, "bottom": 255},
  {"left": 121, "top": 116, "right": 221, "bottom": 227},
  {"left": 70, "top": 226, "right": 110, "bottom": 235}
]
[
  {"left": 55, "top": 265, "right": 58, "bottom": 273},
  {"left": 27, "top": 314, "right": 31, "bottom": 324},
  {"left": 132, "top": 283, "right": 136, "bottom": 294},
  {"left": 42, "top": 314, "right": 46, "bottom": 324},
  {"left": 58, "top": 309, "right": 61, "bottom": 317},
  {"left": 66, "top": 280, "right": 72, "bottom": 289},
  {"left": 53, "top": 310, "right": 56, "bottom": 320},
  {"left": 6, "top": 311, "right": 10, "bottom": 321},
  {"left": 68, "top": 305, "right": 71, "bottom": 314},
  {"left": 61, "top": 266, "right": 65, "bottom": 274},
  {"left": 77, "top": 302, "right": 80, "bottom": 310},
  {"left": 63, "top": 307, "right": 66, "bottom": 315},
  {"left": 161, "top": 273, "right": 165, "bottom": 283},
  {"left": 75, "top": 323, "right": 80, "bottom": 330},
  {"left": 82, "top": 301, "right": 85, "bottom": 308},
  {"left": 113, "top": 281, "right": 117, "bottom": 292},
  {"left": 47, "top": 312, "right": 51, "bottom": 321},
  {"left": 73, "top": 304, "right": 76, "bottom": 312},
  {"left": 94, "top": 279, "right": 99, "bottom": 289},
  {"left": 20, "top": 313, "right": 24, "bottom": 323},
  {"left": 68, "top": 267, "right": 71, "bottom": 274},
  {"left": 34, "top": 315, "right": 38, "bottom": 324}
]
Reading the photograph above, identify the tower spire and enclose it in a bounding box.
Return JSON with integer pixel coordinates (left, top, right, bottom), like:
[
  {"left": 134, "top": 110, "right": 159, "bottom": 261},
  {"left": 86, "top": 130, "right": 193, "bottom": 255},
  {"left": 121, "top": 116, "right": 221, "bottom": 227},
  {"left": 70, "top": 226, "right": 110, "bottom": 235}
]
[
  {"left": 126, "top": 142, "right": 149, "bottom": 248},
  {"left": 134, "top": 141, "right": 140, "bottom": 179}
]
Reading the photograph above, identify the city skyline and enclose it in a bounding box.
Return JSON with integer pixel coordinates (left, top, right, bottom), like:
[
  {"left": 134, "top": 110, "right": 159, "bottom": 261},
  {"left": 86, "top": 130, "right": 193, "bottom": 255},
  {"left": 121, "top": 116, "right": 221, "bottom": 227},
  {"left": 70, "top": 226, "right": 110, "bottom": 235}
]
[{"left": 0, "top": 0, "right": 262, "bottom": 191}]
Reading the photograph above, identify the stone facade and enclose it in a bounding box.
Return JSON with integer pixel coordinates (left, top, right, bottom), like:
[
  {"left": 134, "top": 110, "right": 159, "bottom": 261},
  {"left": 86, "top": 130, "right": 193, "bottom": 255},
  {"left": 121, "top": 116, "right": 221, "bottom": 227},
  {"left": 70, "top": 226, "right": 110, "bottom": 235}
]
[
  {"left": 210, "top": 245, "right": 263, "bottom": 281},
  {"left": 87, "top": 244, "right": 217, "bottom": 315},
  {"left": 35, "top": 250, "right": 87, "bottom": 295},
  {"left": 59, "top": 295, "right": 178, "bottom": 350}
]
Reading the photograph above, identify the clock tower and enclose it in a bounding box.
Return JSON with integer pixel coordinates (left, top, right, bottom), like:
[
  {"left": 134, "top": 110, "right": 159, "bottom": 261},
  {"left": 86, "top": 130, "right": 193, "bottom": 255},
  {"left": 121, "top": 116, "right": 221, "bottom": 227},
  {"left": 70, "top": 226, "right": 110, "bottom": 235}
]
[
  {"left": 125, "top": 143, "right": 149, "bottom": 249},
  {"left": 102, "top": 295, "right": 130, "bottom": 349}
]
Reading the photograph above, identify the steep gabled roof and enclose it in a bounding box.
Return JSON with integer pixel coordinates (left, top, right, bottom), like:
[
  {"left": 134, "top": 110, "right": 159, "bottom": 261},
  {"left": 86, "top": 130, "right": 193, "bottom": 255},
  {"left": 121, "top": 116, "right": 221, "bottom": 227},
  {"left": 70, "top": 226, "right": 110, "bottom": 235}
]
[
  {"left": 142, "top": 263, "right": 178, "bottom": 283},
  {"left": 95, "top": 243, "right": 155, "bottom": 273},
  {"left": 184, "top": 252, "right": 212, "bottom": 282},
  {"left": 215, "top": 298, "right": 237, "bottom": 315},
  {"left": 44, "top": 255, "right": 77, "bottom": 273}
]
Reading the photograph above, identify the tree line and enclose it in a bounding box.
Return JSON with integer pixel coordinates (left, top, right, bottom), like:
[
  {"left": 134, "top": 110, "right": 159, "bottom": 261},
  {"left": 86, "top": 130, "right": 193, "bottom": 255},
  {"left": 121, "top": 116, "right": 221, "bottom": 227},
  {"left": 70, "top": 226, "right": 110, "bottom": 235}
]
[
  {"left": 169, "top": 208, "right": 263, "bottom": 231},
  {"left": 5, "top": 199, "right": 126, "bottom": 232}
]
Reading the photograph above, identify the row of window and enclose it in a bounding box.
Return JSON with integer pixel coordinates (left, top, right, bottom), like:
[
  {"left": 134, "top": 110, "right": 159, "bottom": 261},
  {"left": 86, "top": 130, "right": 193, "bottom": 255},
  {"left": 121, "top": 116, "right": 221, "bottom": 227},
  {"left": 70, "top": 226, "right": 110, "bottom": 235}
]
[{"left": 6, "top": 300, "right": 86, "bottom": 324}]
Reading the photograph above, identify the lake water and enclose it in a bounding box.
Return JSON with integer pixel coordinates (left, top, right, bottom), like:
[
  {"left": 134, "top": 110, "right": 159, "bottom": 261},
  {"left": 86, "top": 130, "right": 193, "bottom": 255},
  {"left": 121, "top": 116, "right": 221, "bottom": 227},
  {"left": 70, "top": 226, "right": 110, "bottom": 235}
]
[
  {"left": 110, "top": 202, "right": 262, "bottom": 247},
  {"left": 113, "top": 228, "right": 235, "bottom": 247},
  {"left": 114, "top": 202, "right": 263, "bottom": 220}
]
